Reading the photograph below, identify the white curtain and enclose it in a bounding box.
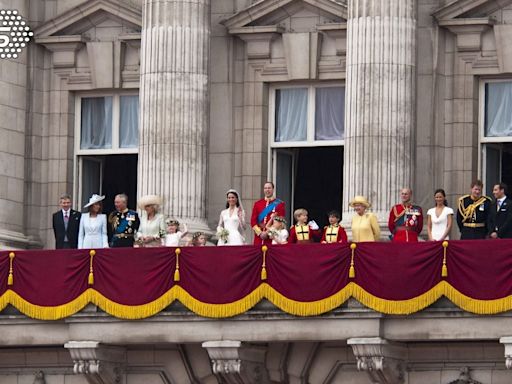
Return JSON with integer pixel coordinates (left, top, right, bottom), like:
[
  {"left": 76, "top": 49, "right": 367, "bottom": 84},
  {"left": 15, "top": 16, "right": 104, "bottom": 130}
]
[
  {"left": 120, "top": 95, "right": 139, "bottom": 148},
  {"left": 315, "top": 87, "right": 344, "bottom": 140},
  {"left": 486, "top": 82, "right": 512, "bottom": 137},
  {"left": 275, "top": 88, "right": 308, "bottom": 142},
  {"left": 80, "top": 97, "right": 112, "bottom": 149}
]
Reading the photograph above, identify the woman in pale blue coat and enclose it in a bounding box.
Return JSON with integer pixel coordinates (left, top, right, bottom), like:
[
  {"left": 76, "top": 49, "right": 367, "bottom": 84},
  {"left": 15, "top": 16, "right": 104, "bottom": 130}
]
[{"left": 78, "top": 194, "right": 109, "bottom": 249}]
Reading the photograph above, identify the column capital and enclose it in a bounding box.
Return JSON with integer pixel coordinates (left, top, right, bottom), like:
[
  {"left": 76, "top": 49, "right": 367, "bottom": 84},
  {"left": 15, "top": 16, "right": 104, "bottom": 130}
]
[
  {"left": 347, "top": 337, "right": 406, "bottom": 384},
  {"left": 64, "top": 341, "right": 126, "bottom": 384},
  {"left": 202, "top": 340, "right": 270, "bottom": 384}
]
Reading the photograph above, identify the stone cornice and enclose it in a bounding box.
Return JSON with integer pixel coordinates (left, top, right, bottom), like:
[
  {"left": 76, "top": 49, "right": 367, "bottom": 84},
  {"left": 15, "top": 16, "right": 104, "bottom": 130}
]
[
  {"left": 437, "top": 18, "right": 494, "bottom": 52},
  {"left": 222, "top": 0, "right": 347, "bottom": 30},
  {"left": 34, "top": 0, "right": 141, "bottom": 37},
  {"left": 433, "top": 0, "right": 496, "bottom": 21}
]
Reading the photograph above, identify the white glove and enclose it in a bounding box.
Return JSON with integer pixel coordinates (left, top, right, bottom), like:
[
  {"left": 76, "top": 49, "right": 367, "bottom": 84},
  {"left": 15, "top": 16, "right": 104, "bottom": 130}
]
[{"left": 308, "top": 220, "right": 319, "bottom": 230}]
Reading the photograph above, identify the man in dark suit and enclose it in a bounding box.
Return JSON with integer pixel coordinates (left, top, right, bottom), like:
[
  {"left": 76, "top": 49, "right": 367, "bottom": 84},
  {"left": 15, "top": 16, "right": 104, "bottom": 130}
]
[
  {"left": 488, "top": 182, "right": 512, "bottom": 239},
  {"left": 52, "top": 194, "right": 81, "bottom": 248}
]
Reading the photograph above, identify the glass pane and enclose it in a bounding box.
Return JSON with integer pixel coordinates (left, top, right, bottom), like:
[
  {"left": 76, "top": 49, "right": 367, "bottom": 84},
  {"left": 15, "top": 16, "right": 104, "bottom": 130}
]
[
  {"left": 80, "top": 97, "right": 113, "bottom": 149},
  {"left": 275, "top": 88, "right": 308, "bottom": 142},
  {"left": 275, "top": 150, "right": 294, "bottom": 225},
  {"left": 315, "top": 87, "right": 344, "bottom": 140},
  {"left": 485, "top": 82, "right": 512, "bottom": 137},
  {"left": 81, "top": 157, "right": 102, "bottom": 209},
  {"left": 120, "top": 95, "right": 139, "bottom": 148}
]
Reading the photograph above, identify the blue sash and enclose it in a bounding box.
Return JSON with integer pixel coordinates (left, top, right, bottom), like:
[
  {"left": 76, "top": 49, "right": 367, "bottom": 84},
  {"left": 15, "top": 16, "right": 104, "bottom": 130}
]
[
  {"left": 116, "top": 217, "right": 129, "bottom": 234},
  {"left": 257, "top": 199, "right": 282, "bottom": 223}
]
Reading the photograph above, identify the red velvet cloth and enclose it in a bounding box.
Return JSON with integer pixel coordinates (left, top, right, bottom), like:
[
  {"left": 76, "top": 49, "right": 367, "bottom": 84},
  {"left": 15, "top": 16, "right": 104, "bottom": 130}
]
[{"left": 1, "top": 240, "right": 512, "bottom": 313}]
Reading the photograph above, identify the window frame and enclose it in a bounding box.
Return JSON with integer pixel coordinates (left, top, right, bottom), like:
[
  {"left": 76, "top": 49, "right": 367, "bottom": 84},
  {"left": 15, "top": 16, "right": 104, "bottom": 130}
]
[
  {"left": 74, "top": 92, "right": 140, "bottom": 155},
  {"left": 269, "top": 83, "right": 346, "bottom": 148},
  {"left": 479, "top": 79, "right": 512, "bottom": 144},
  {"left": 73, "top": 91, "right": 139, "bottom": 209},
  {"left": 478, "top": 79, "right": 512, "bottom": 190}
]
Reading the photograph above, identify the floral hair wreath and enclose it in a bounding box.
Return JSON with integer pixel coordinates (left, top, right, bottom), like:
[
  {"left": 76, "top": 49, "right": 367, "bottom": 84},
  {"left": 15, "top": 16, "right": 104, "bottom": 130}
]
[
  {"left": 166, "top": 219, "right": 180, "bottom": 226},
  {"left": 192, "top": 231, "right": 206, "bottom": 240},
  {"left": 273, "top": 216, "right": 287, "bottom": 225}
]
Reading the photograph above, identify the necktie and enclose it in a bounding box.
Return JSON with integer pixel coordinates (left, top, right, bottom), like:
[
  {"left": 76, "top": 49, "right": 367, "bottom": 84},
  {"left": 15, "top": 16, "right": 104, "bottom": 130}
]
[
  {"left": 497, "top": 200, "right": 502, "bottom": 212},
  {"left": 64, "top": 212, "right": 69, "bottom": 230}
]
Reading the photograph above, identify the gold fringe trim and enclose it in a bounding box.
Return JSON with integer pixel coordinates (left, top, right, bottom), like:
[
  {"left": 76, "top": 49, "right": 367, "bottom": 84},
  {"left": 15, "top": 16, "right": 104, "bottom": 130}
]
[
  {"left": 352, "top": 282, "right": 446, "bottom": 315},
  {"left": 2, "top": 281, "right": 512, "bottom": 319}
]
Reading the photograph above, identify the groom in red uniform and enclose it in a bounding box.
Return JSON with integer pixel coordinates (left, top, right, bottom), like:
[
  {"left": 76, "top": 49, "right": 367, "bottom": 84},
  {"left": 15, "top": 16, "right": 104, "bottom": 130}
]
[
  {"left": 251, "top": 182, "right": 286, "bottom": 245},
  {"left": 388, "top": 188, "right": 423, "bottom": 242}
]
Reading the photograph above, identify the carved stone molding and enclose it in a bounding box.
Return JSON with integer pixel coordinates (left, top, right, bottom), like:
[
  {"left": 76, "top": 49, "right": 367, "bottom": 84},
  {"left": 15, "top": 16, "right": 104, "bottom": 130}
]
[
  {"left": 499, "top": 336, "right": 512, "bottom": 369},
  {"left": 202, "top": 340, "right": 270, "bottom": 384},
  {"left": 446, "top": 367, "right": 482, "bottom": 384},
  {"left": 64, "top": 341, "right": 126, "bottom": 384},
  {"left": 437, "top": 18, "right": 494, "bottom": 52},
  {"left": 230, "top": 27, "right": 283, "bottom": 60},
  {"left": 34, "top": 35, "right": 87, "bottom": 68},
  {"left": 347, "top": 337, "right": 406, "bottom": 384}
]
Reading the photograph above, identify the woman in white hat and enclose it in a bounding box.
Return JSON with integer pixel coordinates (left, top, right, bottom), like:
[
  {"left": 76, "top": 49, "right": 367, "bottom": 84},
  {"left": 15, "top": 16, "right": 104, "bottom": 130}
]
[
  {"left": 350, "top": 195, "right": 380, "bottom": 242},
  {"left": 135, "top": 194, "right": 166, "bottom": 247},
  {"left": 78, "top": 194, "right": 108, "bottom": 249}
]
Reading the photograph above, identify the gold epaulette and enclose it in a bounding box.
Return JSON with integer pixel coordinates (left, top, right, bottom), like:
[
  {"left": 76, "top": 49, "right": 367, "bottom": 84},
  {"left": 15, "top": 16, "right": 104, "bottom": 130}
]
[{"left": 458, "top": 194, "right": 470, "bottom": 202}]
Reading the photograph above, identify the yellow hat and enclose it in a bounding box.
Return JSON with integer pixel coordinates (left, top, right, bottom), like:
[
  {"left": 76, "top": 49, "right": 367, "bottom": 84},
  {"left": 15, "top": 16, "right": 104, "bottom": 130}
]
[{"left": 349, "top": 195, "right": 371, "bottom": 208}]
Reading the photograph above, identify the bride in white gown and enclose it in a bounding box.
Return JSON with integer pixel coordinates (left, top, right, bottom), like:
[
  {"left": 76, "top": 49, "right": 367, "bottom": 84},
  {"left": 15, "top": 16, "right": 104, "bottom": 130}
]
[{"left": 217, "top": 189, "right": 246, "bottom": 246}]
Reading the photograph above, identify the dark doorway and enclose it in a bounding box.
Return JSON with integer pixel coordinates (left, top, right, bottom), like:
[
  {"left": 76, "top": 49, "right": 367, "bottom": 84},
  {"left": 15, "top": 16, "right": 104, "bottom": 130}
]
[
  {"left": 101, "top": 154, "right": 138, "bottom": 214},
  {"left": 502, "top": 144, "right": 512, "bottom": 189},
  {"left": 293, "top": 147, "right": 343, "bottom": 228}
]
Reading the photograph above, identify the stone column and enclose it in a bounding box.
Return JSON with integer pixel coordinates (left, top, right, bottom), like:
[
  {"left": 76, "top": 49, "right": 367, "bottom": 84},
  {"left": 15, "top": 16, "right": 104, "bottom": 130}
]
[
  {"left": 343, "top": 0, "right": 416, "bottom": 229},
  {"left": 138, "top": 0, "right": 210, "bottom": 232},
  {"left": 0, "top": 0, "right": 32, "bottom": 248}
]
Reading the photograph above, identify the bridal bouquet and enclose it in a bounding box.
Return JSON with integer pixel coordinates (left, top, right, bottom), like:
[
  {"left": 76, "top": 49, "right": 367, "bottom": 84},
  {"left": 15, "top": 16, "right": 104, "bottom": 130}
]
[
  {"left": 267, "top": 228, "right": 278, "bottom": 239},
  {"left": 217, "top": 228, "right": 230, "bottom": 242}
]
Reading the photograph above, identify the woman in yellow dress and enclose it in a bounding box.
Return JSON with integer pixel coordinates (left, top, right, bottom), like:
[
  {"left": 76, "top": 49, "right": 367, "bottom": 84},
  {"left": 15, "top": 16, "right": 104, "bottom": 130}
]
[{"left": 350, "top": 196, "right": 380, "bottom": 242}]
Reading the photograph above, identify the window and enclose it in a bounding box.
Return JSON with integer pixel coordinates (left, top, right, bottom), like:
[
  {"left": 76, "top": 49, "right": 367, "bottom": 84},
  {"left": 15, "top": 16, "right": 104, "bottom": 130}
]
[
  {"left": 270, "top": 84, "right": 345, "bottom": 225},
  {"left": 271, "top": 85, "right": 345, "bottom": 146},
  {"left": 480, "top": 80, "right": 512, "bottom": 194},
  {"left": 74, "top": 93, "right": 139, "bottom": 210}
]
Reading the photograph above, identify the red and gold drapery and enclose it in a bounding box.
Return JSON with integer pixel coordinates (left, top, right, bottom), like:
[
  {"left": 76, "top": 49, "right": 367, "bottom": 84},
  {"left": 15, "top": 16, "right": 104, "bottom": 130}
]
[{"left": 1, "top": 240, "right": 511, "bottom": 320}]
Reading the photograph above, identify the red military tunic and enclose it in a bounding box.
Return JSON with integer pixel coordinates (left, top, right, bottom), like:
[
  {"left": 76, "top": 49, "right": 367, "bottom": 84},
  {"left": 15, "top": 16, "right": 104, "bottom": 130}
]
[
  {"left": 388, "top": 203, "right": 423, "bottom": 242},
  {"left": 321, "top": 224, "right": 348, "bottom": 243},
  {"left": 251, "top": 198, "right": 286, "bottom": 245},
  {"left": 289, "top": 224, "right": 321, "bottom": 244}
]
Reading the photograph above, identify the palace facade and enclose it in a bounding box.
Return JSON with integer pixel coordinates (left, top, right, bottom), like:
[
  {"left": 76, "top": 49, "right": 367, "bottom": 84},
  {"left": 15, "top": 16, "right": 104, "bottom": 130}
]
[{"left": 1, "top": 0, "right": 512, "bottom": 383}]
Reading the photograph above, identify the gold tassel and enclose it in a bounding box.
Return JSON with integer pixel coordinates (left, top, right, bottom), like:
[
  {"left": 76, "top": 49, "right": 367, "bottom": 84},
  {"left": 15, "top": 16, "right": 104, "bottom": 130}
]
[
  {"left": 349, "top": 243, "right": 356, "bottom": 278},
  {"left": 174, "top": 248, "right": 181, "bottom": 282},
  {"left": 261, "top": 245, "right": 268, "bottom": 280},
  {"left": 441, "top": 241, "right": 448, "bottom": 277},
  {"left": 7, "top": 252, "right": 15, "bottom": 286},
  {"left": 88, "top": 250, "right": 96, "bottom": 285}
]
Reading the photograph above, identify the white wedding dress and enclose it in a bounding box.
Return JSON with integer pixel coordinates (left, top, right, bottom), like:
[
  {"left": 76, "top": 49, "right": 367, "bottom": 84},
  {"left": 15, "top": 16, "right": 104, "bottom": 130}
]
[{"left": 217, "top": 208, "right": 246, "bottom": 246}]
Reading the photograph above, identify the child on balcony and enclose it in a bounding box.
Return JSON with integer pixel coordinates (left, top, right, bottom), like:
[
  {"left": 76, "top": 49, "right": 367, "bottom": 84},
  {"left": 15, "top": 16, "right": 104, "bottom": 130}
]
[
  {"left": 162, "top": 219, "right": 188, "bottom": 247},
  {"left": 321, "top": 210, "right": 348, "bottom": 243},
  {"left": 266, "top": 216, "right": 289, "bottom": 245},
  {"left": 289, "top": 208, "right": 321, "bottom": 244}
]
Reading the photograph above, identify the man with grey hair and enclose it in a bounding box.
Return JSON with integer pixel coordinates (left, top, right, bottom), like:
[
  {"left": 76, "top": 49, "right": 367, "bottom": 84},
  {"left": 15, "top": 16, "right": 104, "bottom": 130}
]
[
  {"left": 52, "top": 193, "right": 81, "bottom": 249},
  {"left": 108, "top": 193, "right": 140, "bottom": 247},
  {"left": 388, "top": 188, "right": 423, "bottom": 242}
]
